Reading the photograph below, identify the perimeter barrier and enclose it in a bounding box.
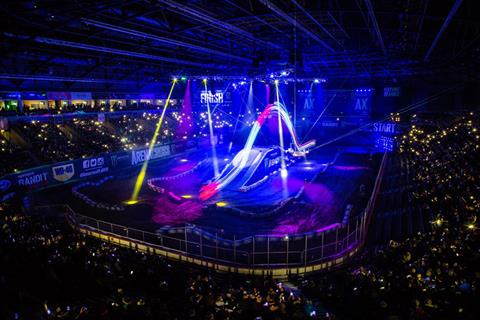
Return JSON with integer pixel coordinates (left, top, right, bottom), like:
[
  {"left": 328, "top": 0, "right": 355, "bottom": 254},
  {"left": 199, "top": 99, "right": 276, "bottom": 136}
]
[{"left": 59, "top": 152, "right": 387, "bottom": 275}]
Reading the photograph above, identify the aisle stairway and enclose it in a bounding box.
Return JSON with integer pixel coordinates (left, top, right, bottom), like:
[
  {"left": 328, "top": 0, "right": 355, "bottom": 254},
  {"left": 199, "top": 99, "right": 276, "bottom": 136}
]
[{"left": 369, "top": 153, "right": 432, "bottom": 244}]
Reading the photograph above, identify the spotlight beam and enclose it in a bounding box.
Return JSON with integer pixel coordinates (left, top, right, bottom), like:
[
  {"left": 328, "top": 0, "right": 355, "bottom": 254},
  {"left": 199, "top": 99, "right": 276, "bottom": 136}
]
[
  {"left": 275, "top": 81, "right": 289, "bottom": 198},
  {"left": 424, "top": 0, "right": 463, "bottom": 61},
  {"left": 129, "top": 80, "right": 177, "bottom": 202},
  {"left": 275, "top": 81, "right": 287, "bottom": 174},
  {"left": 204, "top": 80, "right": 220, "bottom": 178}
]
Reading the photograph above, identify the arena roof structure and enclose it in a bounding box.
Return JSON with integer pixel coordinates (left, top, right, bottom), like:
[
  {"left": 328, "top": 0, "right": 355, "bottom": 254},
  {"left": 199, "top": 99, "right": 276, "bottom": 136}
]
[{"left": 0, "top": 0, "right": 479, "bottom": 91}]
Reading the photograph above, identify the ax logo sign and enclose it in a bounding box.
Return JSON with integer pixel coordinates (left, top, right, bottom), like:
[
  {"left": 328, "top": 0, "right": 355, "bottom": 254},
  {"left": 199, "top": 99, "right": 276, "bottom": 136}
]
[{"left": 355, "top": 98, "right": 369, "bottom": 111}]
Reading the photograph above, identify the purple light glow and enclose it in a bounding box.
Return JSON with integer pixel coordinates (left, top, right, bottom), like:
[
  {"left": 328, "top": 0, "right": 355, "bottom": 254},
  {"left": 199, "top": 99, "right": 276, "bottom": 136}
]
[
  {"left": 152, "top": 196, "right": 203, "bottom": 225},
  {"left": 303, "top": 182, "right": 337, "bottom": 206},
  {"left": 271, "top": 175, "right": 304, "bottom": 192},
  {"left": 176, "top": 79, "right": 193, "bottom": 137}
]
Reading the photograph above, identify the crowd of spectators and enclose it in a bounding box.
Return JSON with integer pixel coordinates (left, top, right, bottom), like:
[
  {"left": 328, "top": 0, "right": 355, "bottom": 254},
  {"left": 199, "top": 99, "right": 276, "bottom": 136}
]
[
  {"left": 300, "top": 113, "right": 479, "bottom": 319},
  {"left": 0, "top": 112, "right": 478, "bottom": 319},
  {"left": 108, "top": 113, "right": 178, "bottom": 149},
  {"left": 0, "top": 133, "right": 35, "bottom": 176},
  {"left": 20, "top": 121, "right": 79, "bottom": 163},
  {"left": 0, "top": 109, "right": 234, "bottom": 175},
  {"left": 68, "top": 119, "right": 124, "bottom": 154},
  {"left": 0, "top": 206, "right": 311, "bottom": 320},
  {"left": 16, "top": 101, "right": 167, "bottom": 116}
]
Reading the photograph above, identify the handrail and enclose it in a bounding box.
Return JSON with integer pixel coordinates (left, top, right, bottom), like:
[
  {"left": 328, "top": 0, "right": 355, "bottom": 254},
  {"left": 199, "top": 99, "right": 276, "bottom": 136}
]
[{"left": 45, "top": 152, "right": 388, "bottom": 275}]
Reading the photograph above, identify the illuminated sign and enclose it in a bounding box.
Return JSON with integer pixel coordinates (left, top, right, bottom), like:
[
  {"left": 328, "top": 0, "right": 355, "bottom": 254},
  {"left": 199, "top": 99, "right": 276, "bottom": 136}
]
[
  {"left": 200, "top": 90, "right": 223, "bottom": 104},
  {"left": 131, "top": 145, "right": 170, "bottom": 166},
  {"left": 384, "top": 87, "right": 400, "bottom": 97},
  {"left": 17, "top": 171, "right": 49, "bottom": 187},
  {"left": 375, "top": 136, "right": 395, "bottom": 151},
  {"left": 79, "top": 157, "right": 108, "bottom": 178},
  {"left": 373, "top": 122, "right": 396, "bottom": 134}
]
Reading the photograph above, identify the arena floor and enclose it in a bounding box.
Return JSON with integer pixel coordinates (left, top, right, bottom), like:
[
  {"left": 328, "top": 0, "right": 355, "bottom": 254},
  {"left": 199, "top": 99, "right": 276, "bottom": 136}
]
[{"left": 31, "top": 145, "right": 374, "bottom": 238}]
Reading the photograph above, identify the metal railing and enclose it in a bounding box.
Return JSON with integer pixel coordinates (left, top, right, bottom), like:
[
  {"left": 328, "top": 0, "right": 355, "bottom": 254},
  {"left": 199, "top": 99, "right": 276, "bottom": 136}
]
[{"left": 62, "top": 152, "right": 388, "bottom": 271}]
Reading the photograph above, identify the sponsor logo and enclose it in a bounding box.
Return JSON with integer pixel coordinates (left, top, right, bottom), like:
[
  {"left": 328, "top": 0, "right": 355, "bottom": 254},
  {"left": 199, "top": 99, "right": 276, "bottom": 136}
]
[
  {"left": 132, "top": 145, "right": 170, "bottom": 166},
  {"left": 322, "top": 121, "right": 339, "bottom": 127},
  {"left": 52, "top": 163, "right": 75, "bottom": 182},
  {"left": 266, "top": 157, "right": 281, "bottom": 168},
  {"left": 354, "top": 98, "right": 369, "bottom": 111},
  {"left": 110, "top": 153, "right": 130, "bottom": 167},
  {"left": 17, "top": 171, "right": 48, "bottom": 188},
  {"left": 79, "top": 157, "right": 108, "bottom": 178},
  {"left": 0, "top": 179, "right": 11, "bottom": 192}
]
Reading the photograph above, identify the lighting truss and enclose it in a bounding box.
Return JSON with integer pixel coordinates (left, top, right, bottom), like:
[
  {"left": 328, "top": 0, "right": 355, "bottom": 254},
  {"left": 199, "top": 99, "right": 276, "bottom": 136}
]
[
  {"left": 35, "top": 37, "right": 215, "bottom": 68},
  {"left": 82, "top": 19, "right": 252, "bottom": 63}
]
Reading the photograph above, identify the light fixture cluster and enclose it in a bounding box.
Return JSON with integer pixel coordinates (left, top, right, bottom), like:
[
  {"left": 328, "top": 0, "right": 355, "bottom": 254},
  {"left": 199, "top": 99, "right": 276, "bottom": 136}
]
[
  {"left": 355, "top": 88, "right": 374, "bottom": 92},
  {"left": 171, "top": 74, "right": 326, "bottom": 84}
]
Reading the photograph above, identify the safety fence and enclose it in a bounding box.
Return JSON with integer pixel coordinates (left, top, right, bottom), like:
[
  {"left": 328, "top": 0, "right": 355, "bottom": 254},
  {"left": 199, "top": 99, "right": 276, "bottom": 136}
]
[{"left": 62, "top": 152, "right": 388, "bottom": 275}]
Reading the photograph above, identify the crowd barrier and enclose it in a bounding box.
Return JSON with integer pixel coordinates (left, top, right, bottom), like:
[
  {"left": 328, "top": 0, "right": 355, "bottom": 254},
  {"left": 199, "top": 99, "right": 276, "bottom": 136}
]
[
  {"left": 59, "top": 152, "right": 388, "bottom": 276},
  {"left": 0, "top": 139, "right": 199, "bottom": 203}
]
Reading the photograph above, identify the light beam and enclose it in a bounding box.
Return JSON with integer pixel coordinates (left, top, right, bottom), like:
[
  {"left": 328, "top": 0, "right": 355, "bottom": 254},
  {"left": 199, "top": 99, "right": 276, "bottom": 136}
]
[
  {"left": 129, "top": 79, "right": 177, "bottom": 203},
  {"left": 204, "top": 79, "right": 220, "bottom": 178}
]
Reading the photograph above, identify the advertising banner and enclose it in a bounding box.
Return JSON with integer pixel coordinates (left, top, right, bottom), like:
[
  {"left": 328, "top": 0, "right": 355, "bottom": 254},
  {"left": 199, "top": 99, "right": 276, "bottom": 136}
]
[
  {"left": 16, "top": 169, "right": 49, "bottom": 190},
  {"left": 47, "top": 92, "right": 71, "bottom": 100},
  {"left": 22, "top": 92, "right": 47, "bottom": 100},
  {"left": 351, "top": 90, "right": 373, "bottom": 117},
  {"left": 77, "top": 155, "right": 110, "bottom": 178},
  {"left": 0, "top": 178, "right": 12, "bottom": 193},
  {"left": 110, "top": 152, "right": 131, "bottom": 168},
  {"left": 0, "top": 141, "right": 193, "bottom": 203},
  {"left": 125, "top": 94, "right": 140, "bottom": 100},
  {"left": 70, "top": 92, "right": 92, "bottom": 100},
  {"left": 51, "top": 163, "right": 75, "bottom": 182},
  {"left": 131, "top": 145, "right": 171, "bottom": 166},
  {"left": 140, "top": 93, "right": 155, "bottom": 100},
  {"left": 4, "top": 92, "right": 21, "bottom": 100},
  {"left": 384, "top": 87, "right": 401, "bottom": 97}
]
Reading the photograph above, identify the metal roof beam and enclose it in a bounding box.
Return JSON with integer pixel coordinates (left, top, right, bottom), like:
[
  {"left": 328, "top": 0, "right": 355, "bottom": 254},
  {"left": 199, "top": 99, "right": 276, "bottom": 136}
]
[
  {"left": 81, "top": 19, "right": 251, "bottom": 63},
  {"left": 0, "top": 74, "right": 131, "bottom": 83},
  {"left": 424, "top": 0, "right": 463, "bottom": 61},
  {"left": 258, "top": 0, "right": 335, "bottom": 52},
  {"left": 289, "top": 0, "right": 344, "bottom": 48},
  {"left": 363, "top": 0, "right": 386, "bottom": 56},
  {"left": 34, "top": 36, "right": 217, "bottom": 68},
  {"left": 154, "top": 0, "right": 281, "bottom": 49}
]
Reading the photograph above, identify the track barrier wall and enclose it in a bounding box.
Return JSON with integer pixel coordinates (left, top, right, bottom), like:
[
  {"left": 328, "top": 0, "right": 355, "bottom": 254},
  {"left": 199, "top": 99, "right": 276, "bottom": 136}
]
[
  {"left": 54, "top": 152, "right": 388, "bottom": 276},
  {"left": 0, "top": 139, "right": 199, "bottom": 203}
]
